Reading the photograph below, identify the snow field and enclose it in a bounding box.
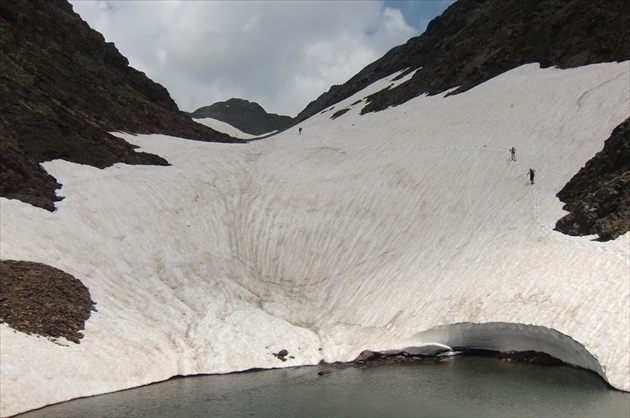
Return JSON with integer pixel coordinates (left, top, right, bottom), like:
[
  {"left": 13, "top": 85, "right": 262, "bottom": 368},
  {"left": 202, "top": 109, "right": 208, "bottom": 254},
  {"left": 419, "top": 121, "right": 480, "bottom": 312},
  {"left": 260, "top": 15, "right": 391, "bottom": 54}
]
[
  {"left": 1, "top": 62, "right": 629, "bottom": 417},
  {"left": 192, "top": 117, "right": 263, "bottom": 139}
]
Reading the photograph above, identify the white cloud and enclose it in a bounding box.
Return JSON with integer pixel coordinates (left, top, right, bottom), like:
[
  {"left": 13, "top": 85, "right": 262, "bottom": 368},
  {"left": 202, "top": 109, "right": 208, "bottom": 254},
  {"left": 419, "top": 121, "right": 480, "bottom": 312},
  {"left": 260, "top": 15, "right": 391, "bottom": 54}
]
[{"left": 70, "top": 1, "right": 419, "bottom": 116}]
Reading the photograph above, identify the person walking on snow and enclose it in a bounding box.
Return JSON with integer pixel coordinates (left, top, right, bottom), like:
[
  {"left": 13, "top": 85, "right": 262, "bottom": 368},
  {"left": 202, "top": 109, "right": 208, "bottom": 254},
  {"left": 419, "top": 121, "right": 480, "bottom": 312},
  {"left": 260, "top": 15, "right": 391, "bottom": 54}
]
[
  {"left": 509, "top": 147, "right": 516, "bottom": 162},
  {"left": 528, "top": 168, "right": 536, "bottom": 184},
  {"left": 299, "top": 127, "right": 302, "bottom": 135}
]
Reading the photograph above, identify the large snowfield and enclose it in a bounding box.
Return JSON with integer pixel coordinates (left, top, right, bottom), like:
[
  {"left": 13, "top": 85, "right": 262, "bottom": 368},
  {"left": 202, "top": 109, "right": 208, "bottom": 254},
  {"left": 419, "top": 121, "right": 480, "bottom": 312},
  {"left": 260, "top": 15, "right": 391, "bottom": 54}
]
[{"left": 1, "top": 62, "right": 629, "bottom": 417}]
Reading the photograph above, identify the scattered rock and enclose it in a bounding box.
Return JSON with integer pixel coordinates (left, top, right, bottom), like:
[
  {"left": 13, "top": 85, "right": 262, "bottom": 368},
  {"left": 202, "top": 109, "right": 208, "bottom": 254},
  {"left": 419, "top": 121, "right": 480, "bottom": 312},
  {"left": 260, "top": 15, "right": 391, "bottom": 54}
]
[
  {"left": 317, "top": 369, "right": 332, "bottom": 376},
  {"left": 272, "top": 349, "right": 289, "bottom": 361},
  {"left": 330, "top": 108, "right": 351, "bottom": 120},
  {"left": 353, "top": 350, "right": 380, "bottom": 363},
  {"left": 346, "top": 346, "right": 572, "bottom": 370}
]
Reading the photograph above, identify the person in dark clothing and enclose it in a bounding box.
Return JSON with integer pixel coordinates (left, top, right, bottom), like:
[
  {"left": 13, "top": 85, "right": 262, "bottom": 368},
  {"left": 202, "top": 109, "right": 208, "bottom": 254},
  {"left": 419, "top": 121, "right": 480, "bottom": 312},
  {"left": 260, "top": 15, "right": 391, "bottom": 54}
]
[
  {"left": 528, "top": 168, "right": 535, "bottom": 184},
  {"left": 299, "top": 127, "right": 302, "bottom": 135}
]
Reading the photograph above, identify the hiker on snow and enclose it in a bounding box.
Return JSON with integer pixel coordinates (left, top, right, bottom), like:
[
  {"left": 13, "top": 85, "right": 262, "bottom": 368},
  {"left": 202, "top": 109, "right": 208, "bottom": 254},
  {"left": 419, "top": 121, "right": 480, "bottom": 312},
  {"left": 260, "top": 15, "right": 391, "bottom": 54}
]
[
  {"left": 509, "top": 147, "right": 516, "bottom": 162},
  {"left": 528, "top": 168, "right": 535, "bottom": 184},
  {"left": 299, "top": 127, "right": 302, "bottom": 135}
]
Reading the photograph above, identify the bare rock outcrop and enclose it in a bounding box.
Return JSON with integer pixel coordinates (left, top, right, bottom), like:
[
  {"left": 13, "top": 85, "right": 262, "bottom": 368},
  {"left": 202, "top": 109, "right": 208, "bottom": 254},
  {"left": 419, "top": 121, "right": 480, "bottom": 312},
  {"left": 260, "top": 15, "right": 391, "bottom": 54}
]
[{"left": 0, "top": 260, "right": 96, "bottom": 344}]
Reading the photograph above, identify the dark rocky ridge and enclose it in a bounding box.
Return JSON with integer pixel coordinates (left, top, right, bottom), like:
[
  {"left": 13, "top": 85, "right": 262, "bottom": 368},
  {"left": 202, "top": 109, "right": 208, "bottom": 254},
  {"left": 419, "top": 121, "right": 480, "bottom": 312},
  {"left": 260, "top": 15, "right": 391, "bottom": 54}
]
[
  {"left": 362, "top": 0, "right": 629, "bottom": 114},
  {"left": 0, "top": 0, "right": 244, "bottom": 211},
  {"left": 555, "top": 118, "right": 630, "bottom": 241},
  {"left": 189, "top": 98, "right": 292, "bottom": 136},
  {"left": 295, "top": 0, "right": 629, "bottom": 122}
]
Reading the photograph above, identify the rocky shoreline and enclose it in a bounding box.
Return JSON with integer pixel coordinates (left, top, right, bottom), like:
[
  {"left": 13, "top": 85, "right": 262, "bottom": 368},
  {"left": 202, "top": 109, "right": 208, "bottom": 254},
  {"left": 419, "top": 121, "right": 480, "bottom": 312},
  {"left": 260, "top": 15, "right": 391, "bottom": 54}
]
[{"left": 348, "top": 347, "right": 563, "bottom": 369}]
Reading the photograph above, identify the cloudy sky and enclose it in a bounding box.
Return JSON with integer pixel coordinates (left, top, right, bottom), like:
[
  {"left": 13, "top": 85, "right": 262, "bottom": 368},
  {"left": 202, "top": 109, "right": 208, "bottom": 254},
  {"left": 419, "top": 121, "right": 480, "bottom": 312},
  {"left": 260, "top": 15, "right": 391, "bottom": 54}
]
[{"left": 70, "top": 1, "right": 454, "bottom": 117}]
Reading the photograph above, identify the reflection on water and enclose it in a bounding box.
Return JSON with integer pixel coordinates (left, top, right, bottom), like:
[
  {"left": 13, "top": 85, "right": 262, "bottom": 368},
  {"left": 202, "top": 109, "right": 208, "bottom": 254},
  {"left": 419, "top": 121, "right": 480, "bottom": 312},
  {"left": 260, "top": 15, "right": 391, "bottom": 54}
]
[{"left": 17, "top": 356, "right": 630, "bottom": 417}]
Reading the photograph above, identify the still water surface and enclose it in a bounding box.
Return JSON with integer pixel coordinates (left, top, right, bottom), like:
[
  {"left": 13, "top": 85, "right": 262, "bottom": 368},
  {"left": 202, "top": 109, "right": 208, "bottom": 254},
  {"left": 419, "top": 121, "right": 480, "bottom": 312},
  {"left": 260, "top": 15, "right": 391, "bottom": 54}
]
[{"left": 17, "top": 356, "right": 630, "bottom": 417}]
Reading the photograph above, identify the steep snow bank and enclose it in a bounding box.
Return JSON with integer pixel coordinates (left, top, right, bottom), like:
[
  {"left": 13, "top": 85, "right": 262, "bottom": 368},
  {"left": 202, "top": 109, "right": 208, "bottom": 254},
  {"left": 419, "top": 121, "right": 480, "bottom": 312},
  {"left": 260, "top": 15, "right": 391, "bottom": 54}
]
[{"left": 1, "top": 63, "right": 629, "bottom": 417}]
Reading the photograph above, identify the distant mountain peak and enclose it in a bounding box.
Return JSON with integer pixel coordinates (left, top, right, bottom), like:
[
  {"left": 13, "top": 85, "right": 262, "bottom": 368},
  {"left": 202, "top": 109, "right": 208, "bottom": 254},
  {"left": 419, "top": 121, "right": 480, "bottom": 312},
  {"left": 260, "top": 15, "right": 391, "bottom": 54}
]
[{"left": 189, "top": 98, "right": 292, "bottom": 136}]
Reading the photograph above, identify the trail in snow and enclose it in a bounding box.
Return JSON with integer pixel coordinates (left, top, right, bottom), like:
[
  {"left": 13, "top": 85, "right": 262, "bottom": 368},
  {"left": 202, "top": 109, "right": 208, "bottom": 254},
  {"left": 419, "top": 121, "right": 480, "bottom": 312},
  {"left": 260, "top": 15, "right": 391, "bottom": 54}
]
[{"left": 301, "top": 125, "right": 628, "bottom": 265}]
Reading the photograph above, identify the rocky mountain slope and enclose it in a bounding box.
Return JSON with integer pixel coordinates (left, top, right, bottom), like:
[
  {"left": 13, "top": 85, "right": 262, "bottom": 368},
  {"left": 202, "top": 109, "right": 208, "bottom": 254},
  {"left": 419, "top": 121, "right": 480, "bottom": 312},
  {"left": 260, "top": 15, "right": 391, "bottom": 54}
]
[
  {"left": 555, "top": 119, "right": 629, "bottom": 240},
  {"left": 292, "top": 0, "right": 629, "bottom": 240},
  {"left": 0, "top": 0, "right": 243, "bottom": 212},
  {"left": 189, "top": 98, "right": 292, "bottom": 136},
  {"left": 1, "top": 0, "right": 626, "bottom": 239},
  {"left": 295, "top": 0, "right": 628, "bottom": 121}
]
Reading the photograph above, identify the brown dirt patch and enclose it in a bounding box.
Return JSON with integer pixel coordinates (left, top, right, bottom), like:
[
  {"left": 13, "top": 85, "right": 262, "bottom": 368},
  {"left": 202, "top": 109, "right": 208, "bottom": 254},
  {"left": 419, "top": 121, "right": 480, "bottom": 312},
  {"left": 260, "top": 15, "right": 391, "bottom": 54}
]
[{"left": 0, "top": 260, "right": 96, "bottom": 344}]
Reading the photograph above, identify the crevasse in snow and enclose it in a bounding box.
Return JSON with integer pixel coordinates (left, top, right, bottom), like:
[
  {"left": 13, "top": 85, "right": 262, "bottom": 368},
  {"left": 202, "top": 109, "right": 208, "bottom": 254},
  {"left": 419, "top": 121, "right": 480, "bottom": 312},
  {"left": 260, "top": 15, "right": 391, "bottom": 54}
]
[{"left": 1, "top": 62, "right": 629, "bottom": 417}]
